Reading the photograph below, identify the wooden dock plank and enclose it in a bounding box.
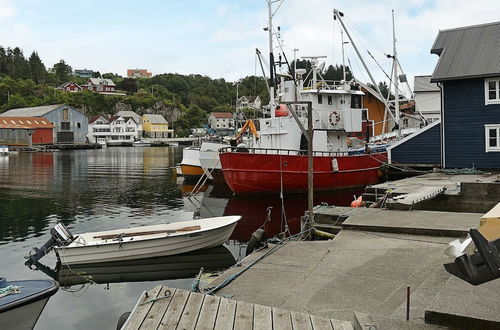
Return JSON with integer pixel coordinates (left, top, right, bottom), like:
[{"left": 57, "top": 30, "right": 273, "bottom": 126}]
[
  {"left": 177, "top": 292, "right": 205, "bottom": 330},
  {"left": 157, "top": 289, "right": 190, "bottom": 330},
  {"left": 194, "top": 295, "right": 221, "bottom": 330},
  {"left": 331, "top": 319, "right": 354, "bottom": 330},
  {"left": 310, "top": 314, "right": 334, "bottom": 330},
  {"left": 123, "top": 285, "right": 162, "bottom": 330},
  {"left": 272, "top": 307, "right": 292, "bottom": 330},
  {"left": 233, "top": 300, "right": 254, "bottom": 330},
  {"left": 213, "top": 297, "right": 237, "bottom": 330},
  {"left": 139, "top": 287, "right": 176, "bottom": 330},
  {"left": 290, "top": 311, "right": 313, "bottom": 330},
  {"left": 253, "top": 304, "right": 272, "bottom": 330}
]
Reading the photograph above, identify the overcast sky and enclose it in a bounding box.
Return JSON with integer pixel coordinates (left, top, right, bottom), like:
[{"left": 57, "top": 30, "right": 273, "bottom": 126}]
[{"left": 1, "top": 0, "right": 499, "bottom": 86}]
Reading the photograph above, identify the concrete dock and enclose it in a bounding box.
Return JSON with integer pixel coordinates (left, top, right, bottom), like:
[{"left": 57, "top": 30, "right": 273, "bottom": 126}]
[
  {"left": 363, "top": 173, "right": 500, "bottom": 213},
  {"left": 204, "top": 207, "right": 500, "bottom": 329}
]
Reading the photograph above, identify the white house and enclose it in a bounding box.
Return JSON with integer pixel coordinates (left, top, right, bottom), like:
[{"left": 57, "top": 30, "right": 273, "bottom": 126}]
[
  {"left": 237, "top": 96, "right": 261, "bottom": 110},
  {"left": 116, "top": 110, "right": 143, "bottom": 138},
  {"left": 414, "top": 75, "right": 441, "bottom": 123},
  {"left": 87, "top": 115, "right": 110, "bottom": 145},
  {"left": 208, "top": 112, "right": 235, "bottom": 129},
  {"left": 87, "top": 115, "right": 139, "bottom": 145}
]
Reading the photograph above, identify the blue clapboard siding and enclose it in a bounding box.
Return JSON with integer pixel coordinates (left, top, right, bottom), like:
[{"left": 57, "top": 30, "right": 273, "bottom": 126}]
[
  {"left": 389, "top": 123, "right": 441, "bottom": 166},
  {"left": 443, "top": 78, "right": 500, "bottom": 169}
]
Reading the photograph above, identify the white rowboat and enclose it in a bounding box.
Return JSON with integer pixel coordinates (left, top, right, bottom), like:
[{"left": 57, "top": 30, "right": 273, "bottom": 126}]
[{"left": 53, "top": 216, "right": 240, "bottom": 265}]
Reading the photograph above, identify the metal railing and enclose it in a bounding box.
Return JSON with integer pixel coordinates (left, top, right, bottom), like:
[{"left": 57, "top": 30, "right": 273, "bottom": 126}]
[{"left": 219, "top": 146, "right": 351, "bottom": 157}]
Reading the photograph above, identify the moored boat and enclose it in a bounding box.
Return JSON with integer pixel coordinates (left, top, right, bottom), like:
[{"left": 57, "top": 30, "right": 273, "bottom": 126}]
[
  {"left": 199, "top": 141, "right": 229, "bottom": 184},
  {"left": 27, "top": 216, "right": 240, "bottom": 265},
  {"left": 0, "top": 277, "right": 59, "bottom": 330},
  {"left": 221, "top": 148, "right": 386, "bottom": 194},
  {"left": 180, "top": 146, "right": 205, "bottom": 182},
  {"left": 132, "top": 140, "right": 152, "bottom": 147}
]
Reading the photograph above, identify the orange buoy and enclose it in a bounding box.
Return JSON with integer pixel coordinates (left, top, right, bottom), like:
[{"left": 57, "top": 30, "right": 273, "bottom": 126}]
[
  {"left": 275, "top": 104, "right": 289, "bottom": 117},
  {"left": 351, "top": 196, "right": 363, "bottom": 207}
]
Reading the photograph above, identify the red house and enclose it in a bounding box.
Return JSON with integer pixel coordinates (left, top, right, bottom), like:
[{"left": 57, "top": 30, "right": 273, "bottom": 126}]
[
  {"left": 83, "top": 78, "right": 116, "bottom": 93},
  {"left": 57, "top": 82, "right": 82, "bottom": 92},
  {"left": 0, "top": 116, "right": 54, "bottom": 145}
]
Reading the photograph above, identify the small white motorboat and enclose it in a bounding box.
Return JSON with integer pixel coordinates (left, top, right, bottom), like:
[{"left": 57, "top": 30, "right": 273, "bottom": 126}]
[
  {"left": 0, "top": 277, "right": 59, "bottom": 330},
  {"left": 27, "top": 216, "right": 240, "bottom": 265},
  {"left": 133, "top": 140, "right": 152, "bottom": 147}
]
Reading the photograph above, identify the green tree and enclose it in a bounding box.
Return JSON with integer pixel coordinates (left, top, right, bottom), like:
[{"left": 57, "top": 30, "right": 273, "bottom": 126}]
[
  {"left": 116, "top": 78, "right": 137, "bottom": 94},
  {"left": 29, "top": 51, "right": 46, "bottom": 83},
  {"left": 52, "top": 59, "right": 72, "bottom": 84}
]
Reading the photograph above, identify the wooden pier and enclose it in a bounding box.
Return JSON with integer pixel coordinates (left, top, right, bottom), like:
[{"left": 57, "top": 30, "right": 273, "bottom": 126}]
[{"left": 121, "top": 285, "right": 354, "bottom": 330}]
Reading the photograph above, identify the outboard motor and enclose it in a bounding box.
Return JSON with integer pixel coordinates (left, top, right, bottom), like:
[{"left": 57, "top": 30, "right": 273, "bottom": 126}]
[
  {"left": 25, "top": 223, "right": 75, "bottom": 265},
  {"left": 444, "top": 229, "right": 500, "bottom": 285}
]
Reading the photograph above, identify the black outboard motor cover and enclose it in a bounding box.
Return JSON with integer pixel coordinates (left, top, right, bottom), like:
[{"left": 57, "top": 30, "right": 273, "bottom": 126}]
[
  {"left": 444, "top": 229, "right": 500, "bottom": 285},
  {"left": 25, "top": 223, "right": 75, "bottom": 266}
]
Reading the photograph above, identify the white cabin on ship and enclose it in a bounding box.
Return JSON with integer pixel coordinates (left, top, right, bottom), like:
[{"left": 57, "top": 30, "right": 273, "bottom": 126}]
[{"left": 256, "top": 60, "right": 365, "bottom": 153}]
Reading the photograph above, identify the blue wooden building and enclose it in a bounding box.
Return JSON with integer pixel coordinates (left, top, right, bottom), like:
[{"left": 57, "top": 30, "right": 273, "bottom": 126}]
[
  {"left": 0, "top": 104, "right": 88, "bottom": 144},
  {"left": 390, "top": 21, "right": 500, "bottom": 169}
]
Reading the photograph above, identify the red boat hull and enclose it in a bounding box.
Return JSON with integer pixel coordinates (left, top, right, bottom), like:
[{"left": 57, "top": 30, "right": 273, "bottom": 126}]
[{"left": 220, "top": 151, "right": 387, "bottom": 195}]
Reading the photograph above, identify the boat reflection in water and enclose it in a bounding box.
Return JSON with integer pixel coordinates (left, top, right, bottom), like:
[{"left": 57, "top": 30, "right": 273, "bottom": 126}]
[
  {"left": 188, "top": 183, "right": 364, "bottom": 243},
  {"left": 29, "top": 246, "right": 236, "bottom": 287}
]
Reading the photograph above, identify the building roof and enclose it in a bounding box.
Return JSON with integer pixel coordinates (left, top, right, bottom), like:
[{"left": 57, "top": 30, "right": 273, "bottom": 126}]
[
  {"left": 414, "top": 75, "right": 440, "bottom": 92},
  {"left": 430, "top": 21, "right": 500, "bottom": 82},
  {"left": 57, "top": 82, "right": 82, "bottom": 89},
  {"left": 0, "top": 104, "right": 64, "bottom": 117},
  {"left": 210, "top": 112, "right": 234, "bottom": 118},
  {"left": 88, "top": 115, "right": 107, "bottom": 124},
  {"left": 0, "top": 116, "right": 54, "bottom": 129},
  {"left": 88, "top": 78, "right": 116, "bottom": 86},
  {"left": 116, "top": 110, "right": 142, "bottom": 122},
  {"left": 143, "top": 114, "right": 168, "bottom": 124}
]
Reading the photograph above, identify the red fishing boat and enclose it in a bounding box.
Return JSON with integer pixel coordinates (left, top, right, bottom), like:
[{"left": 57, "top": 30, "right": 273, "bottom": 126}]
[{"left": 220, "top": 148, "right": 386, "bottom": 195}]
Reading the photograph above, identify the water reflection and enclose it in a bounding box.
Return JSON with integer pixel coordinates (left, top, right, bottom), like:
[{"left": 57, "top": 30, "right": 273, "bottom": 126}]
[
  {"left": 30, "top": 246, "right": 236, "bottom": 287},
  {"left": 0, "top": 146, "right": 363, "bottom": 330}
]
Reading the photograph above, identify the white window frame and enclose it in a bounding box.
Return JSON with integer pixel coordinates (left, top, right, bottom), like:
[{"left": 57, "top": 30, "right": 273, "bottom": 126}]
[
  {"left": 485, "top": 124, "right": 500, "bottom": 152},
  {"left": 485, "top": 78, "right": 500, "bottom": 105}
]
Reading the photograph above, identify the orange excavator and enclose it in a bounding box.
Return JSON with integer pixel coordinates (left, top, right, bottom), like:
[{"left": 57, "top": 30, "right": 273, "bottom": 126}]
[{"left": 231, "top": 119, "right": 259, "bottom": 146}]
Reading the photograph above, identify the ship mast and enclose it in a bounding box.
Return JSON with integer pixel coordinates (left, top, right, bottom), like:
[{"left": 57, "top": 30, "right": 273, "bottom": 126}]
[
  {"left": 392, "top": 9, "right": 400, "bottom": 134},
  {"left": 334, "top": 9, "right": 396, "bottom": 135},
  {"left": 267, "top": 0, "right": 280, "bottom": 118}
]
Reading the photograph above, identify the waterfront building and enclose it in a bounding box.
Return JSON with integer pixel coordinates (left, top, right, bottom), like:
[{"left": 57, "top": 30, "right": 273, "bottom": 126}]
[
  {"left": 142, "top": 114, "right": 173, "bottom": 138},
  {"left": 0, "top": 104, "right": 88, "bottom": 144},
  {"left": 87, "top": 115, "right": 110, "bottom": 145},
  {"left": 82, "top": 78, "right": 116, "bottom": 93},
  {"left": 87, "top": 115, "right": 139, "bottom": 145},
  {"left": 116, "top": 110, "right": 143, "bottom": 138},
  {"left": 414, "top": 75, "right": 441, "bottom": 123},
  {"left": 431, "top": 21, "right": 500, "bottom": 169},
  {"left": 237, "top": 96, "right": 261, "bottom": 110},
  {"left": 127, "top": 69, "right": 152, "bottom": 78},
  {"left": 208, "top": 112, "right": 235, "bottom": 130},
  {"left": 57, "top": 82, "right": 83, "bottom": 93},
  {"left": 0, "top": 116, "right": 54, "bottom": 145},
  {"left": 74, "top": 69, "right": 94, "bottom": 78},
  {"left": 389, "top": 21, "right": 500, "bottom": 169}
]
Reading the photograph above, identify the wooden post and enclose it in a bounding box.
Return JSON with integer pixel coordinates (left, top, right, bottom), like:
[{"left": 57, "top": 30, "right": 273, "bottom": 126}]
[{"left": 306, "top": 101, "right": 314, "bottom": 237}]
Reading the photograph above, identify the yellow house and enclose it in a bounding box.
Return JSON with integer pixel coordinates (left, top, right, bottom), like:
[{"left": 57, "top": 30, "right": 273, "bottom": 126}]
[{"left": 142, "top": 114, "right": 173, "bottom": 138}]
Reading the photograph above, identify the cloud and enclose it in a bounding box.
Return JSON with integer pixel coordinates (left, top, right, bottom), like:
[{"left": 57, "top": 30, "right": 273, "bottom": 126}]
[
  {"left": 0, "top": 0, "right": 499, "bottom": 85},
  {"left": 0, "top": 0, "right": 15, "bottom": 20}
]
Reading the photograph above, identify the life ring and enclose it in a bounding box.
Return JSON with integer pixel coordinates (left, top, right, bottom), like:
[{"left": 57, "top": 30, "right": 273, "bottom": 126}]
[{"left": 329, "top": 111, "right": 341, "bottom": 126}]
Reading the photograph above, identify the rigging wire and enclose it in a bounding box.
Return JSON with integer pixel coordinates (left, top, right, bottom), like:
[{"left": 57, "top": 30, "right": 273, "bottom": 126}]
[
  {"left": 344, "top": 15, "right": 390, "bottom": 57},
  {"left": 272, "top": 0, "right": 285, "bottom": 18}
]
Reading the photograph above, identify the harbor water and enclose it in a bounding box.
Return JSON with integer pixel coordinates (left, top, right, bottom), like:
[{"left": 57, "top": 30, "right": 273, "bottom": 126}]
[{"left": 0, "top": 147, "right": 361, "bottom": 329}]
